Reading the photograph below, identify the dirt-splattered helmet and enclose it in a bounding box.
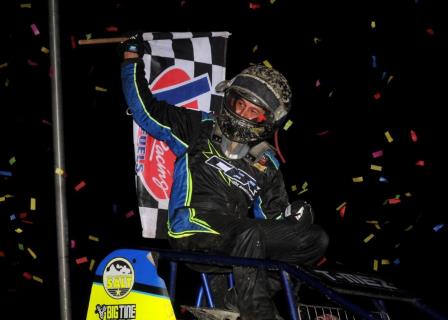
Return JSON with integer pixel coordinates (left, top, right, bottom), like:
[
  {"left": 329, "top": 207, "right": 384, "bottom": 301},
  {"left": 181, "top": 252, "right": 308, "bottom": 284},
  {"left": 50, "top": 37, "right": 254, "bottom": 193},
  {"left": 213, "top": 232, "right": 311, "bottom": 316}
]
[{"left": 215, "top": 64, "right": 292, "bottom": 144}]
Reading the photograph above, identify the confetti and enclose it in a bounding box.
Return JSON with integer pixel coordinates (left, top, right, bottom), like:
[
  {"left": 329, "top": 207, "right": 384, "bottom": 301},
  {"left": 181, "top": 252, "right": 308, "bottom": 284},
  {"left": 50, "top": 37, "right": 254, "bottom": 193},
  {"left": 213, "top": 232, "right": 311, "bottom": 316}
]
[
  {"left": 352, "top": 176, "right": 363, "bottom": 183},
  {"left": 55, "top": 167, "right": 64, "bottom": 175},
  {"left": 393, "top": 258, "right": 400, "bottom": 265},
  {"left": 381, "top": 259, "right": 390, "bottom": 265},
  {"left": 379, "top": 176, "right": 389, "bottom": 183},
  {"left": 9, "top": 156, "right": 16, "bottom": 165},
  {"left": 370, "top": 164, "right": 382, "bottom": 172},
  {"left": 404, "top": 225, "right": 413, "bottom": 232},
  {"left": 0, "top": 251, "right": 5, "bottom": 257},
  {"left": 15, "top": 228, "right": 23, "bottom": 234},
  {"left": 0, "top": 62, "right": 8, "bottom": 69},
  {"left": 95, "top": 86, "right": 108, "bottom": 92},
  {"left": 249, "top": 2, "right": 261, "bottom": 9},
  {"left": 410, "top": 130, "right": 418, "bottom": 142},
  {"left": 30, "top": 23, "right": 40, "bottom": 36},
  {"left": 433, "top": 224, "right": 444, "bottom": 232},
  {"left": 74, "top": 180, "right": 86, "bottom": 191},
  {"left": 76, "top": 256, "right": 88, "bottom": 264},
  {"left": 27, "top": 247, "right": 37, "bottom": 259},
  {"left": 363, "top": 233, "right": 375, "bottom": 243},
  {"left": 291, "top": 185, "right": 297, "bottom": 192},
  {"left": 18, "top": 243, "right": 24, "bottom": 251},
  {"left": 339, "top": 206, "right": 346, "bottom": 219},
  {"left": 336, "top": 202, "right": 347, "bottom": 211},
  {"left": 88, "top": 235, "right": 99, "bottom": 242},
  {"left": 371, "top": 150, "right": 383, "bottom": 158},
  {"left": 373, "top": 92, "right": 381, "bottom": 100},
  {"left": 125, "top": 210, "right": 135, "bottom": 219},
  {"left": 89, "top": 259, "right": 96, "bottom": 271},
  {"left": 388, "top": 198, "right": 401, "bottom": 205},
  {"left": 105, "top": 26, "right": 119, "bottom": 32},
  {"left": 41, "top": 47, "right": 49, "bottom": 54},
  {"left": 30, "top": 197, "right": 36, "bottom": 210},
  {"left": 315, "top": 79, "right": 321, "bottom": 87},
  {"left": 252, "top": 45, "right": 258, "bottom": 53},
  {"left": 32, "top": 275, "right": 44, "bottom": 283},
  {"left": 283, "top": 119, "right": 293, "bottom": 131},
  {"left": 70, "top": 240, "right": 76, "bottom": 249},
  {"left": 0, "top": 170, "right": 12, "bottom": 177},
  {"left": 23, "top": 272, "right": 32, "bottom": 280},
  {"left": 20, "top": 3, "right": 32, "bottom": 8},
  {"left": 27, "top": 59, "right": 39, "bottom": 67},
  {"left": 70, "top": 35, "right": 77, "bottom": 49},
  {"left": 316, "top": 256, "right": 327, "bottom": 267},
  {"left": 415, "top": 160, "right": 425, "bottom": 166},
  {"left": 373, "top": 259, "right": 378, "bottom": 271},
  {"left": 370, "top": 20, "right": 376, "bottom": 29},
  {"left": 426, "top": 27, "right": 435, "bottom": 36},
  {"left": 262, "top": 60, "right": 272, "bottom": 68},
  {"left": 384, "top": 131, "right": 394, "bottom": 143},
  {"left": 371, "top": 55, "right": 377, "bottom": 68}
]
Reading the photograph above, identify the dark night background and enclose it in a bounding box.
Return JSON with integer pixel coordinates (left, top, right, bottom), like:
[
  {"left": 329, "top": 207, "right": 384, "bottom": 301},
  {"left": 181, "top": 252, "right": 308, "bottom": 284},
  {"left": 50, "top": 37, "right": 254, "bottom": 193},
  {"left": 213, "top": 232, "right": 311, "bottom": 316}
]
[{"left": 1, "top": 0, "right": 447, "bottom": 319}]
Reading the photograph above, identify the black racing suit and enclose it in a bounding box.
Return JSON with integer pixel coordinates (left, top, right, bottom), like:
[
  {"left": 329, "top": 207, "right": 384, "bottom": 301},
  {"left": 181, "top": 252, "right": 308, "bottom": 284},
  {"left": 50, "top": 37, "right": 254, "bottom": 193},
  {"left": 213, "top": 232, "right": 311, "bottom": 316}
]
[{"left": 121, "top": 58, "right": 329, "bottom": 320}]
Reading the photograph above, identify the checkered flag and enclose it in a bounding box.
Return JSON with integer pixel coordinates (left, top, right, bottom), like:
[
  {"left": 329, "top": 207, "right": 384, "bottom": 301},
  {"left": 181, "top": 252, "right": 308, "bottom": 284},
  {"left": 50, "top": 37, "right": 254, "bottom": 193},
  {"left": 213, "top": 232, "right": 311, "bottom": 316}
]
[{"left": 133, "top": 31, "right": 230, "bottom": 239}]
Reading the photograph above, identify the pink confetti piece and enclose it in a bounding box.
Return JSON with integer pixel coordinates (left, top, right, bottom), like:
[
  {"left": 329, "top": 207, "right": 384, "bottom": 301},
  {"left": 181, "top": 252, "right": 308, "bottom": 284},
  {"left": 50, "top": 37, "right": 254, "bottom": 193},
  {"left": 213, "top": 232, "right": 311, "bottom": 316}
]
[
  {"left": 70, "top": 35, "right": 77, "bottom": 49},
  {"left": 126, "top": 210, "right": 135, "bottom": 218},
  {"left": 106, "top": 26, "right": 119, "bottom": 32},
  {"left": 30, "top": 23, "right": 40, "bottom": 36},
  {"left": 410, "top": 130, "right": 418, "bottom": 142},
  {"left": 19, "top": 212, "right": 27, "bottom": 219},
  {"left": 316, "top": 256, "right": 327, "bottom": 266},
  {"left": 48, "top": 66, "right": 54, "bottom": 78},
  {"left": 372, "top": 150, "right": 383, "bottom": 158},
  {"left": 373, "top": 92, "right": 381, "bottom": 100},
  {"left": 27, "top": 59, "right": 39, "bottom": 67},
  {"left": 339, "top": 206, "right": 346, "bottom": 219},
  {"left": 74, "top": 180, "right": 86, "bottom": 191},
  {"left": 317, "top": 130, "right": 329, "bottom": 136},
  {"left": 249, "top": 2, "right": 261, "bottom": 9},
  {"left": 388, "top": 198, "right": 401, "bottom": 205},
  {"left": 315, "top": 79, "right": 321, "bottom": 87},
  {"left": 70, "top": 240, "right": 76, "bottom": 249},
  {"left": 416, "top": 160, "right": 425, "bottom": 166},
  {"left": 76, "top": 256, "right": 88, "bottom": 264},
  {"left": 23, "top": 272, "right": 32, "bottom": 280}
]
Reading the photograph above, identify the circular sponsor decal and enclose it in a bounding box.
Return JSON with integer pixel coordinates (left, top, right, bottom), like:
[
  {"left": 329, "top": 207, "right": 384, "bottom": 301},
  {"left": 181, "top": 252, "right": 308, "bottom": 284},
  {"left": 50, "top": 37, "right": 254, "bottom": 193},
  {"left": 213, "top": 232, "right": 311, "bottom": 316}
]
[{"left": 102, "top": 257, "right": 135, "bottom": 299}]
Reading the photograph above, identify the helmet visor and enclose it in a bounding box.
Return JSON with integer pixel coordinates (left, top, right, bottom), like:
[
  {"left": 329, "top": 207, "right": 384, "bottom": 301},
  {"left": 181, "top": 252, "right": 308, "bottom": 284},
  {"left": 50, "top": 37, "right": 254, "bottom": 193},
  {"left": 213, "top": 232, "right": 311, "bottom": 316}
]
[{"left": 224, "top": 90, "right": 274, "bottom": 125}]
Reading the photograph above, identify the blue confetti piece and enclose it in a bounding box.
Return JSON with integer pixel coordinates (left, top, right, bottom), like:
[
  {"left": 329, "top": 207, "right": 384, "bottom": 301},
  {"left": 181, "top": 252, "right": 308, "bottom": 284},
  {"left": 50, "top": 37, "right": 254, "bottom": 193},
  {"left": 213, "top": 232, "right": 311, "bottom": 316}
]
[
  {"left": 0, "top": 170, "right": 13, "bottom": 177},
  {"left": 393, "top": 258, "right": 400, "bottom": 265},
  {"left": 10, "top": 214, "right": 16, "bottom": 221},
  {"left": 379, "top": 176, "right": 389, "bottom": 183},
  {"left": 433, "top": 224, "right": 444, "bottom": 232},
  {"left": 371, "top": 55, "right": 377, "bottom": 69}
]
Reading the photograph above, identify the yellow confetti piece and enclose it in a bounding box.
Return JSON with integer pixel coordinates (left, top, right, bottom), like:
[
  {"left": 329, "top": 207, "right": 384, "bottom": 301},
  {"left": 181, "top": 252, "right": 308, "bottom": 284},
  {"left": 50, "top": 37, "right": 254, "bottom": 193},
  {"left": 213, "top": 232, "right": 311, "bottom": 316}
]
[
  {"left": 88, "top": 235, "right": 99, "bottom": 242},
  {"left": 370, "top": 21, "right": 376, "bottom": 29},
  {"left": 302, "top": 181, "right": 308, "bottom": 190},
  {"left": 15, "top": 228, "right": 23, "bottom": 234},
  {"left": 269, "top": 0, "right": 276, "bottom": 4},
  {"left": 252, "top": 45, "right": 258, "bottom": 53},
  {"left": 0, "top": 197, "right": 5, "bottom": 202},
  {"left": 336, "top": 202, "right": 347, "bottom": 211},
  {"left": 32, "top": 275, "right": 44, "bottom": 283},
  {"left": 9, "top": 156, "right": 16, "bottom": 165},
  {"left": 363, "top": 233, "right": 375, "bottom": 243},
  {"left": 374, "top": 223, "right": 381, "bottom": 230},
  {"left": 86, "top": 33, "right": 92, "bottom": 40},
  {"left": 0, "top": 62, "right": 8, "bottom": 69},
  {"left": 381, "top": 259, "right": 390, "bottom": 265},
  {"left": 291, "top": 185, "right": 297, "bottom": 192},
  {"left": 373, "top": 259, "right": 378, "bottom": 271},
  {"left": 352, "top": 176, "right": 364, "bottom": 183},
  {"left": 297, "top": 189, "right": 308, "bottom": 195},
  {"left": 404, "top": 192, "right": 412, "bottom": 197},
  {"left": 55, "top": 167, "right": 64, "bottom": 175},
  {"left": 384, "top": 131, "right": 394, "bottom": 143},
  {"left": 370, "top": 164, "right": 382, "bottom": 171},
  {"left": 404, "top": 225, "right": 413, "bottom": 232},
  {"left": 89, "top": 259, "right": 96, "bottom": 271},
  {"left": 18, "top": 243, "right": 24, "bottom": 250},
  {"left": 313, "top": 37, "right": 321, "bottom": 45},
  {"left": 41, "top": 46, "right": 49, "bottom": 54},
  {"left": 20, "top": 3, "right": 32, "bottom": 8},
  {"left": 30, "top": 197, "right": 36, "bottom": 210},
  {"left": 27, "top": 247, "right": 37, "bottom": 259},
  {"left": 366, "top": 220, "right": 379, "bottom": 224},
  {"left": 283, "top": 119, "right": 293, "bottom": 131},
  {"left": 95, "top": 86, "right": 108, "bottom": 92},
  {"left": 262, "top": 60, "right": 272, "bottom": 68},
  {"left": 387, "top": 75, "right": 394, "bottom": 85}
]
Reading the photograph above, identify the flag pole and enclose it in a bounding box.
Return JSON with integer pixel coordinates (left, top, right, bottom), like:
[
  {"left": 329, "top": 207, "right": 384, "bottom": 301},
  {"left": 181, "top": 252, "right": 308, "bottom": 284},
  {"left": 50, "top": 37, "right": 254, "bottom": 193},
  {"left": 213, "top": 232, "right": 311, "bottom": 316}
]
[
  {"left": 48, "top": 0, "right": 72, "bottom": 319},
  {"left": 78, "top": 37, "right": 128, "bottom": 45}
]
